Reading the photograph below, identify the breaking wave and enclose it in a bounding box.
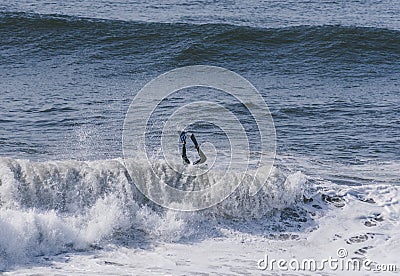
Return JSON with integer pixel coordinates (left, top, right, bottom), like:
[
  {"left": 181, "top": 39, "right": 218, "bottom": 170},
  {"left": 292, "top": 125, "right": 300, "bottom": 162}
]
[{"left": 0, "top": 157, "right": 307, "bottom": 264}]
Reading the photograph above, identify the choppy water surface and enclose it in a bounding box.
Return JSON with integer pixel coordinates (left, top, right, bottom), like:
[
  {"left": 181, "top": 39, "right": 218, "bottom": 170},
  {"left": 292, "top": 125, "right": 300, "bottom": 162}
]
[{"left": 0, "top": 1, "right": 399, "bottom": 272}]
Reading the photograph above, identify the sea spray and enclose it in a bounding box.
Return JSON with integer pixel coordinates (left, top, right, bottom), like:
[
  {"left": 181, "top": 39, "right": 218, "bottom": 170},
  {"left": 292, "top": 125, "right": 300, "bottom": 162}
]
[{"left": 0, "top": 157, "right": 307, "bottom": 265}]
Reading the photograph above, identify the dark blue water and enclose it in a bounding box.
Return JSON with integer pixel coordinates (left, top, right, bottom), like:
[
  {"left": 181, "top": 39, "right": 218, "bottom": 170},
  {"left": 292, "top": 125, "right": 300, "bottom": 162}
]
[{"left": 0, "top": 4, "right": 399, "bottom": 185}]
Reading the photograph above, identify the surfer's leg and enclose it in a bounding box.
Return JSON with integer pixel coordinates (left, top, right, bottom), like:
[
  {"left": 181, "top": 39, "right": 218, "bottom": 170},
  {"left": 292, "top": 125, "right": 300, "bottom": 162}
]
[
  {"left": 190, "top": 134, "right": 207, "bottom": 165},
  {"left": 182, "top": 143, "right": 190, "bottom": 164},
  {"left": 180, "top": 132, "right": 190, "bottom": 164},
  {"left": 190, "top": 134, "right": 199, "bottom": 151},
  {"left": 182, "top": 142, "right": 187, "bottom": 158}
]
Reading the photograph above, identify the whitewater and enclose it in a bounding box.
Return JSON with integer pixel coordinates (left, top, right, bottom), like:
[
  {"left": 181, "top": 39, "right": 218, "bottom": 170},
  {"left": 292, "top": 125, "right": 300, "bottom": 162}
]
[{"left": 1, "top": 156, "right": 399, "bottom": 274}]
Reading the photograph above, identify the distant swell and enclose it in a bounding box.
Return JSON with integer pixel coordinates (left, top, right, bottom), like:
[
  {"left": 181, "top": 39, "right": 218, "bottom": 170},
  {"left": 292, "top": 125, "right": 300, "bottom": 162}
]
[{"left": 1, "top": 12, "right": 399, "bottom": 76}]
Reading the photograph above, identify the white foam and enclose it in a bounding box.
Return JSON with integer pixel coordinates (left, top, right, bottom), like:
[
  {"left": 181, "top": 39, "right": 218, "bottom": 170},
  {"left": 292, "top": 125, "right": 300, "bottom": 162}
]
[
  {"left": 2, "top": 156, "right": 398, "bottom": 274},
  {"left": 0, "top": 156, "right": 308, "bottom": 269},
  {"left": 4, "top": 182, "right": 399, "bottom": 275}
]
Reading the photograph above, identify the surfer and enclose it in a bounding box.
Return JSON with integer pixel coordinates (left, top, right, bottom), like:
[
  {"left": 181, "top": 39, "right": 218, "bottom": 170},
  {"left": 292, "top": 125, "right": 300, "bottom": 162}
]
[{"left": 180, "top": 131, "right": 207, "bottom": 165}]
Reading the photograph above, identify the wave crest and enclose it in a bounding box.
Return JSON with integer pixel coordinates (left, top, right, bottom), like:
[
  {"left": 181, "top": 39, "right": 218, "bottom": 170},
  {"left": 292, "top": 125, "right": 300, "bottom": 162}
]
[{"left": 0, "top": 157, "right": 306, "bottom": 263}]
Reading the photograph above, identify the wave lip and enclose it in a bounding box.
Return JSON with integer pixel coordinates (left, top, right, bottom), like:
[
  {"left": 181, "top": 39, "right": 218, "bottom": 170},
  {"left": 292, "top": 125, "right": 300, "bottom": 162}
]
[{"left": 0, "top": 157, "right": 306, "bottom": 215}]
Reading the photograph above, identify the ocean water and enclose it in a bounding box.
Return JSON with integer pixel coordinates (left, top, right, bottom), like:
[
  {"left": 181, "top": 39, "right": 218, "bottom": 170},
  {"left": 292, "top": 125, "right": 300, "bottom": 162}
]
[{"left": 0, "top": 1, "right": 399, "bottom": 274}]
